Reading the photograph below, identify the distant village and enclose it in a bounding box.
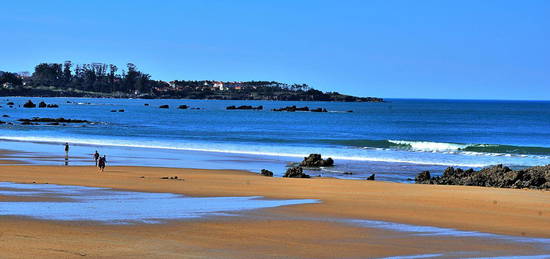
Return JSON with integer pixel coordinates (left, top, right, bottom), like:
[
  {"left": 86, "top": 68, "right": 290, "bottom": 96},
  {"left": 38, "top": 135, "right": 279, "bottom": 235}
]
[{"left": 0, "top": 63, "right": 383, "bottom": 102}]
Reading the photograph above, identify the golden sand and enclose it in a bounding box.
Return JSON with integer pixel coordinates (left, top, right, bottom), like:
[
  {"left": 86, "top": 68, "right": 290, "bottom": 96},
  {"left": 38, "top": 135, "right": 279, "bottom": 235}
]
[{"left": 0, "top": 165, "right": 548, "bottom": 258}]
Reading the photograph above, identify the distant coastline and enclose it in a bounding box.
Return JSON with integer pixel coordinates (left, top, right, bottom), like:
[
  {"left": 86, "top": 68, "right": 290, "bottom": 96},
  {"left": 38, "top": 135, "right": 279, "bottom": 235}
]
[{"left": 0, "top": 62, "right": 383, "bottom": 102}]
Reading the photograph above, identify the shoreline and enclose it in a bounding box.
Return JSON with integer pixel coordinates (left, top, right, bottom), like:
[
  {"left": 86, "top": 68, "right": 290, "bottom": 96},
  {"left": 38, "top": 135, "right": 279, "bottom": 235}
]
[
  {"left": 1, "top": 165, "right": 549, "bottom": 258},
  {"left": 0, "top": 140, "right": 453, "bottom": 182}
]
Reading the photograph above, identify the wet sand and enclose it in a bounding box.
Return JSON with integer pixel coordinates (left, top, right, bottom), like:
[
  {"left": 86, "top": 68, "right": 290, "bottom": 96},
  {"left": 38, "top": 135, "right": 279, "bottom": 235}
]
[{"left": 0, "top": 165, "right": 549, "bottom": 258}]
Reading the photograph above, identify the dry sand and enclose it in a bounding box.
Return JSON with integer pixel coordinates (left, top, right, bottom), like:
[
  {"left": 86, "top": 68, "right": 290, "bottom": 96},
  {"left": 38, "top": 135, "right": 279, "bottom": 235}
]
[{"left": 0, "top": 165, "right": 549, "bottom": 258}]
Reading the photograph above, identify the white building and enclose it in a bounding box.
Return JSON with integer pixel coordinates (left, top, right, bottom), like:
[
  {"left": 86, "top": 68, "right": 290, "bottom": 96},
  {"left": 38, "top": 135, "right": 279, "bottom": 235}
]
[{"left": 213, "top": 81, "right": 226, "bottom": 91}]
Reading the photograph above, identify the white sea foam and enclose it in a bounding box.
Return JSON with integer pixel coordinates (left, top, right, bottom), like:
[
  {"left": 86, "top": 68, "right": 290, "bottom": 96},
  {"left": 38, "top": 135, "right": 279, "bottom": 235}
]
[
  {"left": 0, "top": 135, "right": 492, "bottom": 167},
  {"left": 388, "top": 140, "right": 469, "bottom": 152}
]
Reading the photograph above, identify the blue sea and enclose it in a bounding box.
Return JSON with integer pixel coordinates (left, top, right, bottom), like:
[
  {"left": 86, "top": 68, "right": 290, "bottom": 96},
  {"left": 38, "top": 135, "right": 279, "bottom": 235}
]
[{"left": 1, "top": 97, "right": 549, "bottom": 182}]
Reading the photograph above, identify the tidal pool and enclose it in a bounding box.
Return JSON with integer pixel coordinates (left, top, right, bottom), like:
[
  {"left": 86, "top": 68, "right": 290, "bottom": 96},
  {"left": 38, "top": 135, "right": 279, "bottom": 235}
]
[{"left": 0, "top": 182, "right": 318, "bottom": 224}]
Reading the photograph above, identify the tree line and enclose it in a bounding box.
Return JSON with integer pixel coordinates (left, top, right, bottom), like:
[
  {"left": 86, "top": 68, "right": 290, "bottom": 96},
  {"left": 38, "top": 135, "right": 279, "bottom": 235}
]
[{"left": 26, "top": 62, "right": 166, "bottom": 94}]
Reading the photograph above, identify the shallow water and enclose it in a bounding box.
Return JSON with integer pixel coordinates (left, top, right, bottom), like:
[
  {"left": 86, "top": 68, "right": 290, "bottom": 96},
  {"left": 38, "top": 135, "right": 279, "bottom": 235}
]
[
  {"left": 0, "top": 182, "right": 318, "bottom": 224},
  {"left": 344, "top": 218, "right": 550, "bottom": 258},
  {"left": 345, "top": 219, "right": 550, "bottom": 249}
]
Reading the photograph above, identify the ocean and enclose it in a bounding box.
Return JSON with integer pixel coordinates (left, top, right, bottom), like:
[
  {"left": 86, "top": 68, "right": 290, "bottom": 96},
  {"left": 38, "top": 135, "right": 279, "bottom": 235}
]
[{"left": 1, "top": 97, "right": 549, "bottom": 182}]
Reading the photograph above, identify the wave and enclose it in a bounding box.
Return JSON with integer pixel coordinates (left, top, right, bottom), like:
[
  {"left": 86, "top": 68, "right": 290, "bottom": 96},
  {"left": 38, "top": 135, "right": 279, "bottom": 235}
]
[
  {"left": 0, "top": 135, "right": 489, "bottom": 167},
  {"left": 325, "top": 139, "right": 550, "bottom": 156}
]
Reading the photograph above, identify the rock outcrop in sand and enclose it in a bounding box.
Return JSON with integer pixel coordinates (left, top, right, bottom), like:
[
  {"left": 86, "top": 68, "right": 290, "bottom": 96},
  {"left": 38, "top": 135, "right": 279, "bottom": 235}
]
[
  {"left": 415, "top": 164, "right": 550, "bottom": 189},
  {"left": 260, "top": 169, "right": 273, "bottom": 177},
  {"left": 283, "top": 167, "right": 310, "bottom": 178}
]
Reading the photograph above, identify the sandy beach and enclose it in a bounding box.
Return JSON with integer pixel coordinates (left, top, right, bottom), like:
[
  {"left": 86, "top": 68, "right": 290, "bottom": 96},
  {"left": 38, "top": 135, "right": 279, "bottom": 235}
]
[{"left": 0, "top": 164, "right": 549, "bottom": 258}]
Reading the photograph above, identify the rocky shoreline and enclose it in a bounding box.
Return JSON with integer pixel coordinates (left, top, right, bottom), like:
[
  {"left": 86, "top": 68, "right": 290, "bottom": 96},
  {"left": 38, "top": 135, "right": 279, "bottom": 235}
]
[{"left": 415, "top": 164, "right": 550, "bottom": 190}]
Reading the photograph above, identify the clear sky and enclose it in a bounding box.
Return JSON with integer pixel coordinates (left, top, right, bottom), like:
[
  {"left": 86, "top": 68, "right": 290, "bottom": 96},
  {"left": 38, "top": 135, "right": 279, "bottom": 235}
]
[{"left": 1, "top": 0, "right": 549, "bottom": 100}]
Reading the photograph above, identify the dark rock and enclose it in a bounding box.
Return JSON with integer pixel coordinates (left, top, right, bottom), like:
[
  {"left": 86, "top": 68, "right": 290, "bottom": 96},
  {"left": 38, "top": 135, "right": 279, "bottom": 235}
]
[
  {"left": 366, "top": 174, "right": 375, "bottom": 181},
  {"left": 7, "top": 102, "right": 14, "bottom": 105},
  {"left": 38, "top": 101, "right": 47, "bottom": 108},
  {"left": 18, "top": 117, "right": 90, "bottom": 124},
  {"left": 347, "top": 110, "right": 353, "bottom": 113},
  {"left": 226, "top": 105, "right": 263, "bottom": 110},
  {"left": 23, "top": 100, "right": 36, "bottom": 108},
  {"left": 118, "top": 109, "right": 124, "bottom": 112},
  {"left": 299, "top": 154, "right": 334, "bottom": 167},
  {"left": 0, "top": 121, "right": 5, "bottom": 124},
  {"left": 159, "top": 105, "right": 169, "bottom": 109},
  {"left": 343, "top": 172, "right": 353, "bottom": 175},
  {"left": 144, "top": 103, "right": 149, "bottom": 106},
  {"left": 415, "top": 171, "right": 431, "bottom": 183},
  {"left": 47, "top": 104, "right": 59, "bottom": 108},
  {"left": 48, "top": 122, "right": 60, "bottom": 125},
  {"left": 178, "top": 105, "right": 189, "bottom": 109},
  {"left": 415, "top": 164, "right": 550, "bottom": 190},
  {"left": 161, "top": 176, "right": 183, "bottom": 181},
  {"left": 2, "top": 115, "right": 8, "bottom": 117},
  {"left": 272, "top": 106, "right": 309, "bottom": 112},
  {"left": 283, "top": 167, "right": 310, "bottom": 178},
  {"left": 260, "top": 169, "right": 274, "bottom": 177},
  {"left": 310, "top": 108, "right": 328, "bottom": 112},
  {"left": 111, "top": 110, "right": 117, "bottom": 112}
]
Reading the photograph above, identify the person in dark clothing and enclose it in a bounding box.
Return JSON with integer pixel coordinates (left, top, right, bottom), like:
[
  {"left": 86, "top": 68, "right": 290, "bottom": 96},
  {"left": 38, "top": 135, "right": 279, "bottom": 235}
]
[
  {"left": 98, "top": 155, "right": 106, "bottom": 173},
  {"left": 64, "top": 143, "right": 70, "bottom": 166},
  {"left": 93, "top": 151, "right": 100, "bottom": 166}
]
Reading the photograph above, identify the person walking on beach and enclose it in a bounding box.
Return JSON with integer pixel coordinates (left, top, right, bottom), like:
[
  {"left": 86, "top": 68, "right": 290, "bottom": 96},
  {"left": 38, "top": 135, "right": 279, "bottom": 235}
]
[
  {"left": 98, "top": 155, "right": 106, "bottom": 173},
  {"left": 93, "top": 150, "right": 100, "bottom": 166},
  {"left": 64, "top": 142, "right": 70, "bottom": 166}
]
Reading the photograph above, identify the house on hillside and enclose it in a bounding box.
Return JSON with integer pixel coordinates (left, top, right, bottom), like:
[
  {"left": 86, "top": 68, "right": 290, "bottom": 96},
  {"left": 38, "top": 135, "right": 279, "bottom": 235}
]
[
  {"left": 2, "top": 82, "right": 14, "bottom": 89},
  {"left": 213, "top": 81, "right": 226, "bottom": 91}
]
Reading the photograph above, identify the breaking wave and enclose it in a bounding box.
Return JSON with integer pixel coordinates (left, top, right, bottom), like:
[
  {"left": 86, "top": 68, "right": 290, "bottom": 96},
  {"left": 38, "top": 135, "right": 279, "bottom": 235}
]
[{"left": 326, "top": 139, "right": 550, "bottom": 156}]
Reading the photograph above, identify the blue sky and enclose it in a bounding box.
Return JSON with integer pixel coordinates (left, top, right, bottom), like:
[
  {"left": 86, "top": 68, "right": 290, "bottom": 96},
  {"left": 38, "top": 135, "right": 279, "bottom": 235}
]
[{"left": 1, "top": 0, "right": 549, "bottom": 100}]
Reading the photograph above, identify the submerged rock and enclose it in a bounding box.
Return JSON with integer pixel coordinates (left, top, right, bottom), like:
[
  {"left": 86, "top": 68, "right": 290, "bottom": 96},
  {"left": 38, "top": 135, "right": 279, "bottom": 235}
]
[
  {"left": 299, "top": 154, "right": 334, "bottom": 167},
  {"left": 18, "top": 117, "right": 90, "bottom": 124},
  {"left": 159, "top": 105, "right": 169, "bottom": 109},
  {"left": 226, "top": 105, "right": 263, "bottom": 110},
  {"left": 178, "top": 105, "right": 189, "bottom": 109},
  {"left": 272, "top": 106, "right": 309, "bottom": 112},
  {"left": 415, "top": 164, "right": 550, "bottom": 190},
  {"left": 283, "top": 167, "right": 310, "bottom": 178},
  {"left": 310, "top": 108, "right": 328, "bottom": 112},
  {"left": 23, "top": 100, "right": 36, "bottom": 108}
]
